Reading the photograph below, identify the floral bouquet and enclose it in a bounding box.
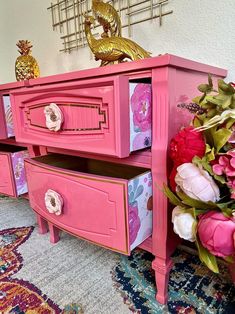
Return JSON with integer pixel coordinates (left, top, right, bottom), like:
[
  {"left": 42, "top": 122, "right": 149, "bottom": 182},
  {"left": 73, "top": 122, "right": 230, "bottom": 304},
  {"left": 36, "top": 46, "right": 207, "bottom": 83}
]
[{"left": 165, "top": 75, "right": 235, "bottom": 273}]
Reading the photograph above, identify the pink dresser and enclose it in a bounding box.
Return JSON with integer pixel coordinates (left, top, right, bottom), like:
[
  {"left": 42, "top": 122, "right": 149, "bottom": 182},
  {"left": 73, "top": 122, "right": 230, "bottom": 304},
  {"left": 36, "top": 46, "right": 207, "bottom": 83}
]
[{"left": 0, "top": 54, "right": 227, "bottom": 304}]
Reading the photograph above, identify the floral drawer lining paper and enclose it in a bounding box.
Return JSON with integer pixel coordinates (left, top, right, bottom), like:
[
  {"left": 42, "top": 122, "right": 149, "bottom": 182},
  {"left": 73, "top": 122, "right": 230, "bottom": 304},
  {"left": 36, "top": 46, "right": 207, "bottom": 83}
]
[
  {"left": 3, "top": 96, "right": 15, "bottom": 138},
  {"left": 128, "top": 171, "right": 152, "bottom": 250},
  {"left": 130, "top": 83, "right": 152, "bottom": 152}
]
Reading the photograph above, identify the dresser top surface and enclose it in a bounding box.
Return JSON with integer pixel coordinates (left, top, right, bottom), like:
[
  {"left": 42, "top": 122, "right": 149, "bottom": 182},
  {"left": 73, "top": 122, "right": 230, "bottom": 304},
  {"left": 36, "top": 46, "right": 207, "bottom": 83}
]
[{"left": 0, "top": 54, "right": 227, "bottom": 91}]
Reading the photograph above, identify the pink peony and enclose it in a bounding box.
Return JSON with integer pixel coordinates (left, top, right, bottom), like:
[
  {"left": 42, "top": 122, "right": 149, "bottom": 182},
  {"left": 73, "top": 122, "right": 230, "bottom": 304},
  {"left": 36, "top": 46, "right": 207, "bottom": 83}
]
[
  {"left": 170, "top": 126, "right": 206, "bottom": 166},
  {"left": 169, "top": 126, "right": 205, "bottom": 191},
  {"left": 175, "top": 163, "right": 220, "bottom": 202},
  {"left": 198, "top": 211, "right": 235, "bottom": 257},
  {"left": 131, "top": 84, "right": 152, "bottom": 132}
]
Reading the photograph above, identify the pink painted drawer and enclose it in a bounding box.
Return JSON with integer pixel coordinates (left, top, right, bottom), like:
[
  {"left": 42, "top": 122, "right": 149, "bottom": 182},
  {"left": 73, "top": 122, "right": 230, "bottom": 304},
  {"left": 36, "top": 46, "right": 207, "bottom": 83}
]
[
  {"left": 25, "top": 154, "right": 153, "bottom": 254},
  {"left": 0, "top": 144, "right": 29, "bottom": 197},
  {"left": 11, "top": 76, "right": 152, "bottom": 157}
]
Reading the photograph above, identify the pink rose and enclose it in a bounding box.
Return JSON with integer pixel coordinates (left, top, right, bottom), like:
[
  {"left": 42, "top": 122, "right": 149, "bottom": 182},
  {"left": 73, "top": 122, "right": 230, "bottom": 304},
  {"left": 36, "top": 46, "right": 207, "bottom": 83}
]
[
  {"left": 131, "top": 84, "right": 151, "bottom": 132},
  {"left": 198, "top": 211, "right": 235, "bottom": 257}
]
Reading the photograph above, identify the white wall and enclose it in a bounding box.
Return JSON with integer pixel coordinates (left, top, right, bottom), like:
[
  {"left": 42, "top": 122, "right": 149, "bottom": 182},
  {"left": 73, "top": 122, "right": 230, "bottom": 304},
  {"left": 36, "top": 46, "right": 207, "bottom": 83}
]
[{"left": 0, "top": 0, "right": 235, "bottom": 83}]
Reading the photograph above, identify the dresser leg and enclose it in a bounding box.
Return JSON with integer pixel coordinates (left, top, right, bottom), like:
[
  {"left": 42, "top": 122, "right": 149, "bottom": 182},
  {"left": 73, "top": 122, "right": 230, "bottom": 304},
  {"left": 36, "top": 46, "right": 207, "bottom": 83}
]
[
  {"left": 48, "top": 223, "right": 60, "bottom": 244},
  {"left": 36, "top": 214, "right": 48, "bottom": 234},
  {"left": 152, "top": 256, "right": 174, "bottom": 304}
]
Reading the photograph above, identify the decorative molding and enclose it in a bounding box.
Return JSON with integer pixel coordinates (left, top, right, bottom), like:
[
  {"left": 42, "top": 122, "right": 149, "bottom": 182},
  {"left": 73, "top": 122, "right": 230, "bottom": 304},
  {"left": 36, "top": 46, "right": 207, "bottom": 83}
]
[{"left": 48, "top": 0, "right": 173, "bottom": 53}]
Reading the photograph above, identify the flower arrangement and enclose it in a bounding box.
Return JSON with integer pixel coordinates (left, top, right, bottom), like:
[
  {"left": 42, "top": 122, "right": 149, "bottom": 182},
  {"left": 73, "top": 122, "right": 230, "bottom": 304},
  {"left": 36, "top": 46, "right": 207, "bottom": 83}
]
[{"left": 165, "top": 75, "right": 235, "bottom": 273}]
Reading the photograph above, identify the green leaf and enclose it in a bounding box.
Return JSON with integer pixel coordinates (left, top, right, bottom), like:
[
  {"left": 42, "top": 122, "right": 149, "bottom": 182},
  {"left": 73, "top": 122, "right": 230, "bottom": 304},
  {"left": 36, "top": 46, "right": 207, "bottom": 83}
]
[
  {"left": 225, "top": 118, "right": 235, "bottom": 129},
  {"left": 176, "top": 190, "right": 217, "bottom": 210},
  {"left": 221, "top": 95, "right": 233, "bottom": 109},
  {"left": 212, "top": 128, "right": 232, "bottom": 152},
  {"left": 218, "top": 79, "right": 235, "bottom": 95},
  {"left": 198, "top": 84, "right": 210, "bottom": 93},
  {"left": 208, "top": 73, "right": 213, "bottom": 88},
  {"left": 192, "top": 155, "right": 226, "bottom": 184},
  {"left": 216, "top": 201, "right": 234, "bottom": 210},
  {"left": 192, "top": 96, "right": 202, "bottom": 105},
  {"left": 205, "top": 144, "right": 212, "bottom": 154},
  {"left": 196, "top": 238, "right": 219, "bottom": 273},
  {"left": 206, "top": 147, "right": 215, "bottom": 162},
  {"left": 220, "top": 207, "right": 233, "bottom": 218},
  {"left": 193, "top": 116, "right": 202, "bottom": 128},
  {"left": 194, "top": 209, "right": 208, "bottom": 216},
  {"left": 214, "top": 174, "right": 226, "bottom": 184},
  {"left": 204, "top": 95, "right": 222, "bottom": 106},
  {"left": 224, "top": 255, "right": 234, "bottom": 263},
  {"left": 203, "top": 128, "right": 216, "bottom": 148},
  {"left": 162, "top": 184, "right": 182, "bottom": 207}
]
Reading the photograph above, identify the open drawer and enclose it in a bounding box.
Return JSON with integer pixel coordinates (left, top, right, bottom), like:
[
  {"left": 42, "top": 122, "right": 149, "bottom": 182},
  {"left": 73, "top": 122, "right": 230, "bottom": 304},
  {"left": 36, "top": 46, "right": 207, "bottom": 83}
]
[
  {"left": 11, "top": 76, "right": 152, "bottom": 158},
  {"left": 25, "top": 154, "right": 153, "bottom": 254},
  {"left": 0, "top": 144, "right": 29, "bottom": 197}
]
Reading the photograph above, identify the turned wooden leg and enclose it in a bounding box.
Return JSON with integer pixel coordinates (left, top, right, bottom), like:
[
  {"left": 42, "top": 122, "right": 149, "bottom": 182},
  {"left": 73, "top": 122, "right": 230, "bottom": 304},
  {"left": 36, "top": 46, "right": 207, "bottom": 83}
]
[
  {"left": 36, "top": 214, "right": 48, "bottom": 234},
  {"left": 152, "top": 256, "right": 174, "bottom": 304},
  {"left": 48, "top": 223, "right": 60, "bottom": 244}
]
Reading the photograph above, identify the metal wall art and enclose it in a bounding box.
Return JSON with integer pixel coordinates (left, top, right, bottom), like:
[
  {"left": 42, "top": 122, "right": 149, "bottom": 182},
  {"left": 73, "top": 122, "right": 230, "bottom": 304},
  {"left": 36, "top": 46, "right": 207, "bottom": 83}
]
[{"left": 48, "top": 0, "right": 173, "bottom": 53}]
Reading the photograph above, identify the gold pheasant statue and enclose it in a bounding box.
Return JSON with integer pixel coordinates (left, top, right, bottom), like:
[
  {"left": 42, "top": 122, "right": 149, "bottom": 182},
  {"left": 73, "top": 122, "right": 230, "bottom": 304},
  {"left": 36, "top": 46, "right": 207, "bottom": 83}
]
[
  {"left": 84, "top": 15, "right": 151, "bottom": 67},
  {"left": 92, "top": 0, "right": 122, "bottom": 38}
]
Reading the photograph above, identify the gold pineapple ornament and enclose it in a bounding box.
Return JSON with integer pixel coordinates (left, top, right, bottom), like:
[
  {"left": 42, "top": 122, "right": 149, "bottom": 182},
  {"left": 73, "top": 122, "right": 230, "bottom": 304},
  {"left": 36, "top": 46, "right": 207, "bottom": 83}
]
[{"left": 15, "top": 40, "right": 40, "bottom": 81}]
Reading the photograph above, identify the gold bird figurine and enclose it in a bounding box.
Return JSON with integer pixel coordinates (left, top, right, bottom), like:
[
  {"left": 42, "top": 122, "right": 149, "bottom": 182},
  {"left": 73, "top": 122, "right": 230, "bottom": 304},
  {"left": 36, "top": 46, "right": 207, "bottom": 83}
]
[
  {"left": 92, "top": 0, "right": 121, "bottom": 38},
  {"left": 84, "top": 15, "right": 151, "bottom": 66}
]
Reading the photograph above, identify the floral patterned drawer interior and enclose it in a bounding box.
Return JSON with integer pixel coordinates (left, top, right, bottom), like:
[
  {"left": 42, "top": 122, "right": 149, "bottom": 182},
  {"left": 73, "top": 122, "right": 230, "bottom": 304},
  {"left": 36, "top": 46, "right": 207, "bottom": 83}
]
[
  {"left": 130, "top": 82, "right": 152, "bottom": 152},
  {"left": 128, "top": 171, "right": 152, "bottom": 250},
  {"left": 2, "top": 95, "right": 14, "bottom": 137},
  {"left": 0, "top": 144, "right": 28, "bottom": 197}
]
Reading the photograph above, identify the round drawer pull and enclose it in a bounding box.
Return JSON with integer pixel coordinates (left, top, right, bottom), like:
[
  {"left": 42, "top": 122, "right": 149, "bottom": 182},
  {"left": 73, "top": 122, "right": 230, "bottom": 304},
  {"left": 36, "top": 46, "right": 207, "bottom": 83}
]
[
  {"left": 44, "top": 103, "right": 64, "bottom": 131},
  {"left": 44, "top": 189, "right": 63, "bottom": 216}
]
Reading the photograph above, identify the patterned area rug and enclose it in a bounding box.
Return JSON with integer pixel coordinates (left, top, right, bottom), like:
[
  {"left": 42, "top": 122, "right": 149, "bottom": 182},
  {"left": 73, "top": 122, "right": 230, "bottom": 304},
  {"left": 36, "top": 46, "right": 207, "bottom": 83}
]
[
  {"left": 112, "top": 249, "right": 235, "bottom": 313},
  {"left": 0, "top": 197, "right": 235, "bottom": 313},
  {"left": 0, "top": 226, "right": 83, "bottom": 313}
]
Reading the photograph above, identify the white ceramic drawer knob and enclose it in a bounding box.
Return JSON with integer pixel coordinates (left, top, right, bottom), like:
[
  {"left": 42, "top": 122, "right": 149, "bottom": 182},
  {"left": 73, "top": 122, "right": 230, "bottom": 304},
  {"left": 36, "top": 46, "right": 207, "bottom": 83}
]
[
  {"left": 44, "top": 103, "right": 64, "bottom": 131},
  {"left": 45, "top": 189, "right": 63, "bottom": 216}
]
